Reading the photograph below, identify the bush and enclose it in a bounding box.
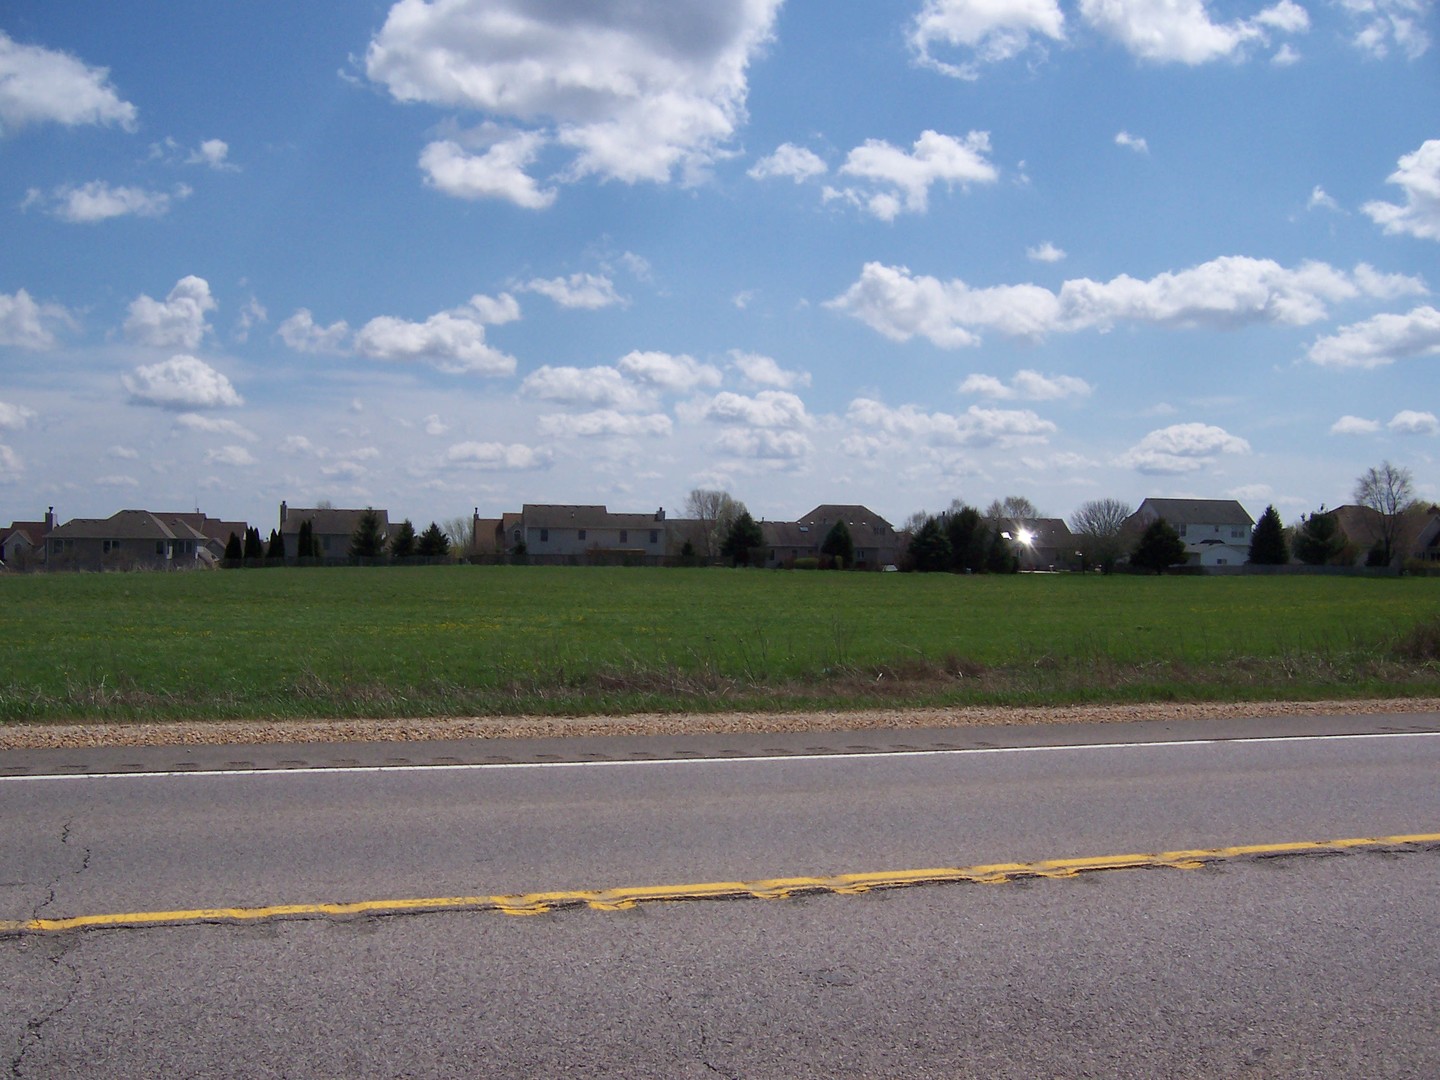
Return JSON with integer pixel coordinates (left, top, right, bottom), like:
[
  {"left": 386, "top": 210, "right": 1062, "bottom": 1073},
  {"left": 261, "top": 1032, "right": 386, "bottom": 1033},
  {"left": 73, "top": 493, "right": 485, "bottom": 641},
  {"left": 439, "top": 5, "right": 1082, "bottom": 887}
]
[{"left": 1395, "top": 615, "right": 1440, "bottom": 661}]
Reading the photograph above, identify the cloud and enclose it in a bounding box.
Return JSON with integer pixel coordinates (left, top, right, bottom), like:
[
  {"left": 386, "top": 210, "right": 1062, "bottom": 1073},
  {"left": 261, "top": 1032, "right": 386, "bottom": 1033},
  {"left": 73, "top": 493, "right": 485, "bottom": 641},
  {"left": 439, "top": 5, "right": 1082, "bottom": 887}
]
[
  {"left": 829, "top": 257, "right": 1417, "bottom": 347},
  {"left": 0, "top": 289, "right": 73, "bottom": 349},
  {"left": 538, "top": 410, "right": 673, "bottom": 438},
  {"left": 423, "top": 414, "right": 448, "bottom": 436},
  {"left": 175, "top": 413, "right": 257, "bottom": 441},
  {"left": 616, "top": 350, "right": 722, "bottom": 393},
  {"left": 827, "top": 130, "right": 998, "bottom": 220},
  {"left": 418, "top": 133, "right": 557, "bottom": 209},
  {"left": 730, "top": 350, "right": 811, "bottom": 389},
  {"left": 1308, "top": 186, "right": 1342, "bottom": 213},
  {"left": 235, "top": 297, "right": 267, "bottom": 342},
  {"left": 444, "top": 441, "right": 552, "bottom": 470},
  {"left": 699, "top": 390, "right": 810, "bottom": 428},
  {"left": 521, "top": 365, "right": 651, "bottom": 410},
  {"left": 1116, "top": 422, "right": 1250, "bottom": 473},
  {"left": 367, "top": 0, "right": 783, "bottom": 194},
  {"left": 1304, "top": 306, "right": 1440, "bottom": 368},
  {"left": 1330, "top": 415, "right": 1381, "bottom": 435},
  {"left": 353, "top": 304, "right": 516, "bottom": 375},
  {"left": 26, "top": 180, "right": 189, "bottom": 223},
  {"left": 187, "top": 138, "right": 236, "bottom": 170},
  {"left": 520, "top": 273, "right": 623, "bottom": 309},
  {"left": 1363, "top": 140, "right": 1440, "bottom": 241},
  {"left": 1115, "top": 130, "right": 1149, "bottom": 154},
  {"left": 0, "top": 31, "right": 137, "bottom": 133},
  {"left": 1078, "top": 0, "right": 1308, "bottom": 65},
  {"left": 123, "top": 355, "right": 243, "bottom": 409},
  {"left": 204, "top": 445, "right": 258, "bottom": 467},
  {"left": 714, "top": 428, "right": 813, "bottom": 460},
  {"left": 909, "top": 0, "right": 1066, "bottom": 80},
  {"left": 959, "top": 369, "right": 1093, "bottom": 400},
  {"left": 1027, "top": 241, "right": 1067, "bottom": 263},
  {"left": 279, "top": 309, "right": 352, "bottom": 354},
  {"left": 748, "top": 143, "right": 828, "bottom": 182},
  {"left": 123, "top": 276, "right": 216, "bottom": 349},
  {"left": 1342, "top": 0, "right": 1432, "bottom": 59},
  {"left": 1389, "top": 409, "right": 1439, "bottom": 435},
  {"left": 0, "top": 400, "right": 37, "bottom": 430},
  {"left": 847, "top": 398, "right": 1056, "bottom": 447}
]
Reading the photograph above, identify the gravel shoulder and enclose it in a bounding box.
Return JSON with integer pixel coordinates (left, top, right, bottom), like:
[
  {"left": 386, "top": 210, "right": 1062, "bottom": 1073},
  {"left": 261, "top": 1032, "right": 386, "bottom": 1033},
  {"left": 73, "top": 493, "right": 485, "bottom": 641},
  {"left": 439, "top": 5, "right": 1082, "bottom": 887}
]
[{"left": 3, "top": 697, "right": 1438, "bottom": 751}]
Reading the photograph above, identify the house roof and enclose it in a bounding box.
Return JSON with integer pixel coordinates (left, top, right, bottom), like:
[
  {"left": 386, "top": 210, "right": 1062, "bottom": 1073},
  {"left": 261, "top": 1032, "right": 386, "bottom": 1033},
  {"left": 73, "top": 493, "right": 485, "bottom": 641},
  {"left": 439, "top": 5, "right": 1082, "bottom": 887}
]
[
  {"left": 520, "top": 504, "right": 666, "bottom": 530},
  {"left": 2, "top": 521, "right": 48, "bottom": 547},
  {"left": 797, "top": 505, "right": 896, "bottom": 535},
  {"left": 48, "top": 510, "right": 195, "bottom": 541},
  {"left": 1135, "top": 499, "right": 1254, "bottom": 527},
  {"left": 1010, "top": 517, "right": 1074, "bottom": 544},
  {"left": 280, "top": 507, "right": 389, "bottom": 537},
  {"left": 761, "top": 521, "right": 816, "bottom": 548}
]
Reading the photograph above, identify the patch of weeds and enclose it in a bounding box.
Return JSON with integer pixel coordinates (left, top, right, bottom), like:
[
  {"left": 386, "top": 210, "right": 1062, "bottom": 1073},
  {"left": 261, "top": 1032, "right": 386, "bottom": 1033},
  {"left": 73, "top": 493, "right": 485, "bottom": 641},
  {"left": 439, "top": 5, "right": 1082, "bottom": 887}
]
[{"left": 1395, "top": 614, "right": 1440, "bottom": 663}]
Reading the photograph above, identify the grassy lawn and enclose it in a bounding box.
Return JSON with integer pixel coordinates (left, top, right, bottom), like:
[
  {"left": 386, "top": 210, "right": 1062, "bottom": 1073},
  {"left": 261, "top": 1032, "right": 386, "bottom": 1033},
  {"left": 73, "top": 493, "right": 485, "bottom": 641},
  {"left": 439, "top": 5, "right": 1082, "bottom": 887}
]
[{"left": 2, "top": 566, "right": 1439, "bottom": 722}]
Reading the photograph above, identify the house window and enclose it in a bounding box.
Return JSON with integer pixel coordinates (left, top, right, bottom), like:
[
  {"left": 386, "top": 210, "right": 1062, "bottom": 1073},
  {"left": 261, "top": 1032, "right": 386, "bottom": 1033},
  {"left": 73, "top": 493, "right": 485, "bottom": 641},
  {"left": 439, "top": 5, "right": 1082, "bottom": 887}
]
[
  {"left": 619, "top": 530, "right": 628, "bottom": 543},
  {"left": 104, "top": 540, "right": 123, "bottom": 554},
  {"left": 540, "top": 528, "right": 549, "bottom": 542},
  {"left": 649, "top": 530, "right": 659, "bottom": 544},
  {"left": 578, "top": 529, "right": 586, "bottom": 541},
  {"left": 156, "top": 541, "right": 166, "bottom": 556},
  {"left": 1177, "top": 524, "right": 1187, "bottom": 537},
  {"left": 322, "top": 536, "right": 331, "bottom": 551}
]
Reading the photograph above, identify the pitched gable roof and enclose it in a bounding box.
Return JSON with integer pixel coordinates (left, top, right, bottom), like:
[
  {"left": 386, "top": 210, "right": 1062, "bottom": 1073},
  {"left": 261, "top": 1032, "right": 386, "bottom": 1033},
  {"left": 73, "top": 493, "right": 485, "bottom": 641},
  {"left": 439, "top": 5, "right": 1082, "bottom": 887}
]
[{"left": 1135, "top": 498, "right": 1254, "bottom": 527}]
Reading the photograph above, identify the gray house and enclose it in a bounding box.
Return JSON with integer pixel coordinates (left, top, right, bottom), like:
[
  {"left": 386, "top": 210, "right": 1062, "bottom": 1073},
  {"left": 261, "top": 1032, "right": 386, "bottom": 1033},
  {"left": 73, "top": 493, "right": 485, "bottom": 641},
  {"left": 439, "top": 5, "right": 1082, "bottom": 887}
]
[
  {"left": 278, "top": 502, "right": 389, "bottom": 560},
  {"left": 796, "top": 504, "right": 904, "bottom": 568},
  {"left": 45, "top": 510, "right": 212, "bottom": 571},
  {"left": 1128, "top": 499, "right": 1254, "bottom": 566},
  {"left": 506, "top": 504, "right": 670, "bottom": 562}
]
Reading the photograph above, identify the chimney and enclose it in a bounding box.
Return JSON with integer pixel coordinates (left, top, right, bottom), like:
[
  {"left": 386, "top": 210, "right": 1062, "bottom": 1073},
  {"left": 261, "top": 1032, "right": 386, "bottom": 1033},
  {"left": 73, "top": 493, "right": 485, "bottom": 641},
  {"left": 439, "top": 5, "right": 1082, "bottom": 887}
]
[
  {"left": 280, "top": 500, "right": 288, "bottom": 525},
  {"left": 655, "top": 507, "right": 665, "bottom": 521},
  {"left": 45, "top": 506, "right": 55, "bottom": 531}
]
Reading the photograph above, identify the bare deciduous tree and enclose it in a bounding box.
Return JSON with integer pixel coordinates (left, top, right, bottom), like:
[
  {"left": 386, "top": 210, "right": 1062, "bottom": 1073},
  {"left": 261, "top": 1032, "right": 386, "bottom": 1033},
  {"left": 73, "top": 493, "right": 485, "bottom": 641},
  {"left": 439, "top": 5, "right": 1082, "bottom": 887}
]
[
  {"left": 1069, "top": 498, "right": 1133, "bottom": 573},
  {"left": 442, "top": 515, "right": 474, "bottom": 555},
  {"left": 684, "top": 488, "right": 744, "bottom": 559},
  {"left": 1354, "top": 460, "right": 1415, "bottom": 566}
]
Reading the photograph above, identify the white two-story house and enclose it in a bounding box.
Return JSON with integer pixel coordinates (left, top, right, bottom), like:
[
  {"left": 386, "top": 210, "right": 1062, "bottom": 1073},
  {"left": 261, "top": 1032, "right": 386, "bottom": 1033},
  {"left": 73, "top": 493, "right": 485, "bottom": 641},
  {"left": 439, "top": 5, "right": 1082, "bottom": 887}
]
[{"left": 1128, "top": 498, "right": 1254, "bottom": 567}]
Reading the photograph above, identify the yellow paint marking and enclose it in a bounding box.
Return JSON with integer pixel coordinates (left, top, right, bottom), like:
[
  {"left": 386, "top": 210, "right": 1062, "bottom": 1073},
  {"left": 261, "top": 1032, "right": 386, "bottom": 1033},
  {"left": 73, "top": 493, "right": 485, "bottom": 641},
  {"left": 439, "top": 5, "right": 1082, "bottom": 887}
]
[{"left": 3, "top": 833, "right": 1436, "bottom": 937}]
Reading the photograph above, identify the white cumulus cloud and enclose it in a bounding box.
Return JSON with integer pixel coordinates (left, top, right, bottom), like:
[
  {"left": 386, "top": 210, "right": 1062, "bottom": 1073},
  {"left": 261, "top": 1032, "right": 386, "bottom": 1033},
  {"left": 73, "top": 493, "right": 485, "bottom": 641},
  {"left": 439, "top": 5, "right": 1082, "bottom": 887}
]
[
  {"left": 960, "top": 369, "right": 1093, "bottom": 400},
  {"left": 1116, "top": 422, "right": 1250, "bottom": 473},
  {"left": 27, "top": 180, "right": 188, "bottom": 223},
  {"left": 445, "top": 441, "right": 552, "bottom": 470},
  {"left": 846, "top": 398, "right": 1056, "bottom": 447},
  {"left": 367, "top": 0, "right": 783, "bottom": 197},
  {"left": 1115, "top": 130, "right": 1149, "bottom": 154},
  {"left": 1305, "top": 306, "right": 1440, "bottom": 368},
  {"left": 616, "top": 350, "right": 722, "bottom": 393},
  {"left": 1341, "top": 0, "right": 1432, "bottom": 59},
  {"left": 123, "top": 355, "right": 243, "bottom": 409},
  {"left": 0, "top": 400, "right": 37, "bottom": 430},
  {"left": 909, "top": 0, "right": 1067, "bottom": 80},
  {"left": 1079, "top": 0, "right": 1308, "bottom": 65},
  {"left": 730, "top": 350, "right": 811, "bottom": 389},
  {"left": 175, "top": 413, "right": 257, "bottom": 441},
  {"left": 1389, "top": 409, "right": 1439, "bottom": 435},
  {"left": 699, "top": 390, "right": 810, "bottom": 428},
  {"left": 1330, "top": 415, "right": 1381, "bottom": 435},
  {"left": 1363, "top": 140, "right": 1440, "bottom": 241},
  {"left": 123, "top": 276, "right": 216, "bottom": 349},
  {"left": 521, "top": 365, "right": 651, "bottom": 410},
  {"left": 0, "top": 31, "right": 137, "bottom": 133},
  {"left": 0, "top": 289, "right": 73, "bottom": 349},
  {"left": 538, "top": 410, "right": 673, "bottom": 438},
  {"left": 279, "top": 309, "right": 352, "bottom": 354},
  {"left": 1027, "top": 241, "right": 1067, "bottom": 262},
  {"left": 353, "top": 305, "right": 516, "bottom": 375},
  {"left": 204, "top": 445, "right": 258, "bottom": 467},
  {"left": 748, "top": 143, "right": 829, "bottom": 182},
  {"left": 829, "top": 130, "right": 998, "bottom": 220},
  {"left": 829, "top": 256, "right": 1415, "bottom": 348},
  {"left": 520, "top": 273, "right": 623, "bottom": 309},
  {"left": 418, "top": 133, "right": 557, "bottom": 209}
]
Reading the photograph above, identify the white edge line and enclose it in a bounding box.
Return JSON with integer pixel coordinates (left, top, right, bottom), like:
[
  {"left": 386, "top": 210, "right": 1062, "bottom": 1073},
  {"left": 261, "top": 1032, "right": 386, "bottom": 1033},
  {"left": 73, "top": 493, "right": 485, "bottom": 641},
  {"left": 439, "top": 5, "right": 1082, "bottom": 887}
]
[{"left": 3, "top": 730, "right": 1439, "bottom": 783}]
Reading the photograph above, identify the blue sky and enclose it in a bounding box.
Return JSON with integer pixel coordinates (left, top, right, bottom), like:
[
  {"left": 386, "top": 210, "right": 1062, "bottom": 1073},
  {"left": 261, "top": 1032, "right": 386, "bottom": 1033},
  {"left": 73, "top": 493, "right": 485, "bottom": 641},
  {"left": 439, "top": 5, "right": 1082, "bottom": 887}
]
[{"left": 1, "top": 0, "right": 1436, "bottom": 534}]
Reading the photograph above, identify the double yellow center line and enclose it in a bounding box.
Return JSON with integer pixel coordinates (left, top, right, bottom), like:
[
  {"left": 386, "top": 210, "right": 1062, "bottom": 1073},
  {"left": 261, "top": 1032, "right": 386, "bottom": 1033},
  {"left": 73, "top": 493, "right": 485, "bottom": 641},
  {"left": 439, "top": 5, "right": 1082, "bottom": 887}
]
[{"left": 4, "top": 833, "right": 1436, "bottom": 936}]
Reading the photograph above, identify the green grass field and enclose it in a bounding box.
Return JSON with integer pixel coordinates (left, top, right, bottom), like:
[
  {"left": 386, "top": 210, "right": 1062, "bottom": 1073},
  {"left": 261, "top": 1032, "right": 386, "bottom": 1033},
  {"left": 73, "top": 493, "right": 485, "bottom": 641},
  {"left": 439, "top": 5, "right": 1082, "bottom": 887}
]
[{"left": 2, "top": 566, "right": 1439, "bottom": 722}]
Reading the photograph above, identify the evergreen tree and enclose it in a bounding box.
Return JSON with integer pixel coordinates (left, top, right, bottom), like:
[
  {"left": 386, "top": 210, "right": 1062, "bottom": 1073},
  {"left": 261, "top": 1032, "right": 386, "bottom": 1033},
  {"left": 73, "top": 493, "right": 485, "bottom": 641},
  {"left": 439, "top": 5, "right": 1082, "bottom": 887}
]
[
  {"left": 1247, "top": 505, "right": 1289, "bottom": 565},
  {"left": 243, "top": 526, "right": 264, "bottom": 561},
  {"left": 985, "top": 527, "right": 1019, "bottom": 573},
  {"left": 389, "top": 519, "right": 417, "bottom": 559},
  {"left": 223, "top": 532, "right": 242, "bottom": 562},
  {"left": 417, "top": 522, "right": 450, "bottom": 558},
  {"left": 907, "top": 516, "right": 952, "bottom": 572},
  {"left": 265, "top": 529, "right": 285, "bottom": 561},
  {"left": 1132, "top": 518, "right": 1187, "bottom": 574},
  {"left": 349, "top": 508, "right": 385, "bottom": 559},
  {"left": 820, "top": 519, "right": 854, "bottom": 569},
  {"left": 945, "top": 506, "right": 986, "bottom": 573},
  {"left": 720, "top": 510, "right": 764, "bottom": 566},
  {"left": 1294, "top": 511, "right": 1344, "bottom": 566},
  {"left": 296, "top": 519, "right": 321, "bottom": 560}
]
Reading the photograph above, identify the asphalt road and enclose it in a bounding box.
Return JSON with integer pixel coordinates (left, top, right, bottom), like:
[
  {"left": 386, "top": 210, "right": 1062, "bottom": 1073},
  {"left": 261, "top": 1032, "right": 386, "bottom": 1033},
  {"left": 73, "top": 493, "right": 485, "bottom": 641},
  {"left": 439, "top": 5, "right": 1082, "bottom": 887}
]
[{"left": 4, "top": 712, "right": 1440, "bottom": 1077}]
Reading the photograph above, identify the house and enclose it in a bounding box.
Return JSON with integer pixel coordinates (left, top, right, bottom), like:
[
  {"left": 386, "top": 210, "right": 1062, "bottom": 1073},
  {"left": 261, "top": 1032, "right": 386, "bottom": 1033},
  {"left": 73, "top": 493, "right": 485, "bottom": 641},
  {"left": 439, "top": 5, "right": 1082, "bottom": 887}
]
[
  {"left": 44, "top": 510, "right": 212, "bottom": 571},
  {"left": 1127, "top": 499, "right": 1254, "bottom": 567},
  {"left": 1, "top": 508, "right": 55, "bottom": 570},
  {"left": 759, "top": 520, "right": 822, "bottom": 567},
  {"left": 1329, "top": 503, "right": 1440, "bottom": 566},
  {"left": 160, "top": 511, "right": 249, "bottom": 560},
  {"left": 278, "top": 502, "right": 389, "bottom": 560},
  {"left": 1003, "top": 517, "right": 1076, "bottom": 571},
  {"left": 505, "top": 504, "right": 670, "bottom": 562},
  {"left": 796, "top": 505, "right": 904, "bottom": 569}
]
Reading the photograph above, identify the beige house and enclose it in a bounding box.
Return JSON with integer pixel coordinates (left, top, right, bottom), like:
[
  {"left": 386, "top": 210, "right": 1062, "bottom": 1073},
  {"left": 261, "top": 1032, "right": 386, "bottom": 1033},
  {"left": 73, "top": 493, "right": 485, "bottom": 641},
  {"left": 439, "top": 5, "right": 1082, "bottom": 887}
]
[
  {"left": 278, "top": 502, "right": 389, "bottom": 560},
  {"left": 45, "top": 510, "right": 213, "bottom": 571},
  {"left": 1, "top": 508, "right": 54, "bottom": 570},
  {"left": 1128, "top": 499, "right": 1254, "bottom": 567}
]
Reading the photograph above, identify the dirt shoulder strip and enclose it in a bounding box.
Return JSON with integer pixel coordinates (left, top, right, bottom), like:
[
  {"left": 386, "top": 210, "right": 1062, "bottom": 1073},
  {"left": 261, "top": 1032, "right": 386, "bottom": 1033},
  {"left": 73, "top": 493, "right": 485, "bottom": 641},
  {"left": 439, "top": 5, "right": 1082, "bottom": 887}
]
[{"left": 3, "top": 697, "right": 1438, "bottom": 751}]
